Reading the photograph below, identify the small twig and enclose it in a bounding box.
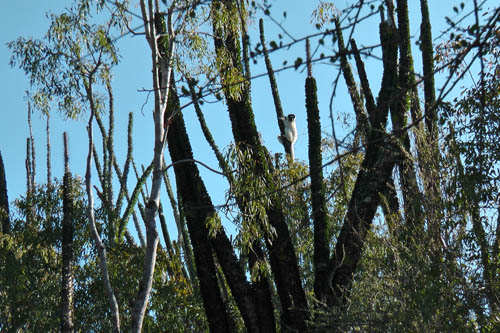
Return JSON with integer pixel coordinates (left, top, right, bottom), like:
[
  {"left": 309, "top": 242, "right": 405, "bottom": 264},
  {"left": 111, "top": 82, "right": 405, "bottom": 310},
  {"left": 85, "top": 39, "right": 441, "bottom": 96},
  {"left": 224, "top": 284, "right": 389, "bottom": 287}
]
[{"left": 164, "top": 158, "right": 231, "bottom": 177}]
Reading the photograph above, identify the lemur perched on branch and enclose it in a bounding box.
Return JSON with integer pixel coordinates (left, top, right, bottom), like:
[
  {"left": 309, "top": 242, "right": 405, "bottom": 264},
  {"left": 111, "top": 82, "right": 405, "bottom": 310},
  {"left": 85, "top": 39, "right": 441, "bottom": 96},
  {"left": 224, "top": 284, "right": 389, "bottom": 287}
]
[{"left": 277, "top": 114, "right": 298, "bottom": 161}]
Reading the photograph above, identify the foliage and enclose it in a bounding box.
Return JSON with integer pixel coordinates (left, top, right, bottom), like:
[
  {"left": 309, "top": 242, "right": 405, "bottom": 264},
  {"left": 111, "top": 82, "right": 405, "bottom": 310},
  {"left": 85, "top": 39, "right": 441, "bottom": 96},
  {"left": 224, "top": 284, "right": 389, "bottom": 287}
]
[
  {"left": 3, "top": 0, "right": 500, "bottom": 331},
  {"left": 0, "top": 180, "right": 88, "bottom": 331},
  {"left": 7, "top": 1, "right": 124, "bottom": 118},
  {"left": 0, "top": 179, "right": 208, "bottom": 331}
]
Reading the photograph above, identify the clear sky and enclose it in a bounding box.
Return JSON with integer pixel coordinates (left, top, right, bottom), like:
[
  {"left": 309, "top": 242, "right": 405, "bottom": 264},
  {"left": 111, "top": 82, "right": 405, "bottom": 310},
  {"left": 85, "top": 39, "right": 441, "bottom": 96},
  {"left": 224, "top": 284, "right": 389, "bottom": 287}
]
[{"left": 0, "top": 0, "right": 483, "bottom": 241}]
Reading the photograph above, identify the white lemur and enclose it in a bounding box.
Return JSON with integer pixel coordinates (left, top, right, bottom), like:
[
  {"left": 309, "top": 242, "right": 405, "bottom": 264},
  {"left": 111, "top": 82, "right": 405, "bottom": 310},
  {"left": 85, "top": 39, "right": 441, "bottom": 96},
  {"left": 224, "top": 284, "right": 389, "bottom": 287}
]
[{"left": 277, "top": 114, "right": 298, "bottom": 161}]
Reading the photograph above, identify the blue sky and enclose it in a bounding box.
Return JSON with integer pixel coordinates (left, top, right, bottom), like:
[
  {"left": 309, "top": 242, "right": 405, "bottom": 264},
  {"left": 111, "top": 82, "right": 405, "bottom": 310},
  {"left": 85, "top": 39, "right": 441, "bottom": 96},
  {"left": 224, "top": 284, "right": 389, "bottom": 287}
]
[{"left": 0, "top": 1, "right": 482, "bottom": 240}]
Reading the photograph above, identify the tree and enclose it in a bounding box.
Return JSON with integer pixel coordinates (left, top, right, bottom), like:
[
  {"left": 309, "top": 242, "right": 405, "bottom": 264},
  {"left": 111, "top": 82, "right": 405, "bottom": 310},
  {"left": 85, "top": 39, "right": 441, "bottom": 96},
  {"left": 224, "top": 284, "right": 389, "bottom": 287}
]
[
  {"left": 0, "top": 151, "right": 9, "bottom": 234},
  {"left": 61, "top": 133, "right": 74, "bottom": 332},
  {"left": 4, "top": 0, "right": 500, "bottom": 331}
]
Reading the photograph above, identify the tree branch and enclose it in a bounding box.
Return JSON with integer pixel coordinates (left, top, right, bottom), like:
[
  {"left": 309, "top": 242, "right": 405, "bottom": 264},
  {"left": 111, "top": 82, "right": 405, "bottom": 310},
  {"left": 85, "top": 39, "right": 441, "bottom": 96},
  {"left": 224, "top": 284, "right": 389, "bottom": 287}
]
[{"left": 85, "top": 80, "right": 120, "bottom": 333}]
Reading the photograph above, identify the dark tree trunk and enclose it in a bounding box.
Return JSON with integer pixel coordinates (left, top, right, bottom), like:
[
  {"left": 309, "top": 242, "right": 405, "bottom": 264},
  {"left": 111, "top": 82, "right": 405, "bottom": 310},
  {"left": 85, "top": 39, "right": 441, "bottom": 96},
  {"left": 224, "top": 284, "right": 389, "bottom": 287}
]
[
  {"left": 420, "top": 0, "right": 437, "bottom": 139},
  {"left": 211, "top": 1, "right": 309, "bottom": 330},
  {"left": 61, "top": 133, "right": 74, "bottom": 332},
  {"left": 167, "top": 109, "right": 230, "bottom": 332},
  {"left": 190, "top": 72, "right": 276, "bottom": 332},
  {"left": 305, "top": 75, "right": 329, "bottom": 302},
  {"left": 393, "top": 0, "right": 424, "bottom": 230},
  {"left": 323, "top": 13, "right": 399, "bottom": 308},
  {"left": 0, "top": 151, "right": 10, "bottom": 234},
  {"left": 166, "top": 87, "right": 267, "bottom": 331}
]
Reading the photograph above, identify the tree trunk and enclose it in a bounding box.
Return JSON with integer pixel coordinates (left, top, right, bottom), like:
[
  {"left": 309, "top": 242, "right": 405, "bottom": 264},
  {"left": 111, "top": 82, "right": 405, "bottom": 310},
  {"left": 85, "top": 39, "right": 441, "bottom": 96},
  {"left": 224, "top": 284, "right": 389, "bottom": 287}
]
[
  {"left": 305, "top": 75, "right": 329, "bottom": 302},
  {"left": 166, "top": 102, "right": 233, "bottom": 332},
  {"left": 0, "top": 151, "right": 10, "bottom": 234},
  {"left": 61, "top": 132, "right": 74, "bottom": 333},
  {"left": 212, "top": 1, "right": 309, "bottom": 329},
  {"left": 323, "top": 12, "right": 399, "bottom": 308}
]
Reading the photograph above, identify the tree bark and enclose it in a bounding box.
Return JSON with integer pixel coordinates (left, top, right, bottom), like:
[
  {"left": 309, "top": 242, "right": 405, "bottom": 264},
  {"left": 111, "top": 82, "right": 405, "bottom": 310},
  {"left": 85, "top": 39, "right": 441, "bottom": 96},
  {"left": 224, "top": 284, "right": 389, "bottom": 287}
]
[
  {"left": 61, "top": 132, "right": 74, "bottom": 333},
  {"left": 46, "top": 114, "right": 52, "bottom": 186},
  {"left": 328, "top": 137, "right": 397, "bottom": 307},
  {"left": 0, "top": 151, "right": 10, "bottom": 234},
  {"left": 212, "top": 1, "right": 308, "bottom": 329},
  {"left": 189, "top": 75, "right": 276, "bottom": 331},
  {"left": 419, "top": 0, "right": 437, "bottom": 139},
  {"left": 391, "top": 0, "right": 425, "bottom": 231},
  {"left": 167, "top": 106, "right": 233, "bottom": 332},
  {"left": 167, "top": 82, "right": 276, "bottom": 331},
  {"left": 334, "top": 18, "right": 370, "bottom": 139},
  {"left": 324, "top": 13, "right": 399, "bottom": 308},
  {"left": 130, "top": 4, "right": 177, "bottom": 330},
  {"left": 306, "top": 75, "right": 329, "bottom": 302}
]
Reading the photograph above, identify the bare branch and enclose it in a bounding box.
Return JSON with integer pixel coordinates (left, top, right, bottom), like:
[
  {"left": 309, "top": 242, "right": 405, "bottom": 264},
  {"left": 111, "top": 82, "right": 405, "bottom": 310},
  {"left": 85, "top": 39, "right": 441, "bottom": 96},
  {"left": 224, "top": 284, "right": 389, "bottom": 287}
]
[{"left": 84, "top": 79, "right": 120, "bottom": 333}]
